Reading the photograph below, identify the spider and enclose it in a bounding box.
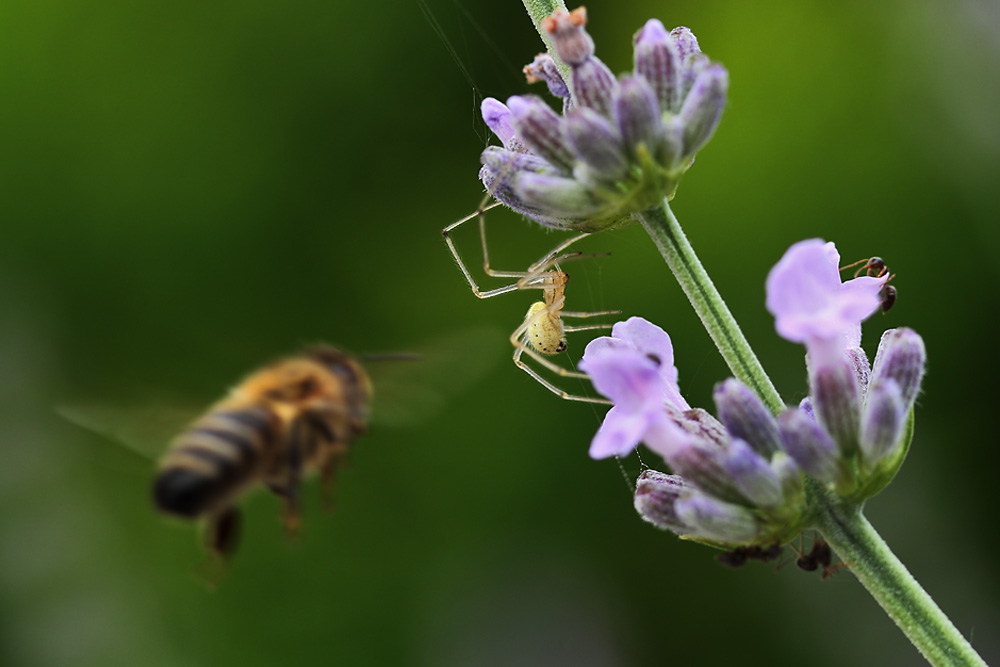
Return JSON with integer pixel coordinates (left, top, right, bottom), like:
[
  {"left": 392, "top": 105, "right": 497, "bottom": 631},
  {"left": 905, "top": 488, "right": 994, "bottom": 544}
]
[{"left": 442, "top": 196, "right": 619, "bottom": 404}]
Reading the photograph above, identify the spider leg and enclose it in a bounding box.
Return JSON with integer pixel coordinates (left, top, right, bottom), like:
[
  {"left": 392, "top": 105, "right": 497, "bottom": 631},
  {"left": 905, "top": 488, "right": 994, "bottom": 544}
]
[
  {"left": 512, "top": 343, "right": 612, "bottom": 404},
  {"left": 442, "top": 199, "right": 529, "bottom": 297},
  {"left": 508, "top": 306, "right": 611, "bottom": 403}
]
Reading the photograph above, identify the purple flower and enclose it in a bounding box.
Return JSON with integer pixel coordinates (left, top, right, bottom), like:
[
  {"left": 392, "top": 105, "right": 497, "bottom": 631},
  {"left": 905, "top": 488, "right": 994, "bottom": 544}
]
[
  {"left": 579, "top": 317, "right": 689, "bottom": 459},
  {"left": 765, "top": 239, "right": 886, "bottom": 360},
  {"left": 478, "top": 9, "right": 729, "bottom": 232}
]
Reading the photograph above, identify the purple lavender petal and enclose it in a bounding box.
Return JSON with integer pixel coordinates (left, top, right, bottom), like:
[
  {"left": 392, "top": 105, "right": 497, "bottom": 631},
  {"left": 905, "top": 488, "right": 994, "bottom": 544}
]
[
  {"left": 588, "top": 404, "right": 649, "bottom": 459},
  {"left": 543, "top": 7, "right": 594, "bottom": 66},
  {"left": 506, "top": 95, "right": 574, "bottom": 172},
  {"left": 724, "top": 439, "right": 783, "bottom": 508},
  {"left": 564, "top": 107, "right": 628, "bottom": 182},
  {"left": 614, "top": 75, "right": 664, "bottom": 161},
  {"left": 523, "top": 53, "right": 570, "bottom": 100},
  {"left": 578, "top": 347, "right": 663, "bottom": 412},
  {"left": 610, "top": 317, "right": 678, "bottom": 386},
  {"left": 674, "top": 493, "right": 758, "bottom": 543},
  {"left": 678, "top": 63, "right": 728, "bottom": 160},
  {"left": 481, "top": 98, "right": 520, "bottom": 151},
  {"left": 766, "top": 239, "right": 882, "bottom": 345},
  {"left": 634, "top": 19, "right": 681, "bottom": 113},
  {"left": 798, "top": 396, "right": 815, "bottom": 421}
]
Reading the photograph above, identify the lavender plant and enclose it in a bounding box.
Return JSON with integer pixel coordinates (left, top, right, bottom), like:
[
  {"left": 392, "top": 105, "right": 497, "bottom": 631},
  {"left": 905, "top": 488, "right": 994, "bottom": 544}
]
[{"left": 448, "top": 2, "right": 988, "bottom": 665}]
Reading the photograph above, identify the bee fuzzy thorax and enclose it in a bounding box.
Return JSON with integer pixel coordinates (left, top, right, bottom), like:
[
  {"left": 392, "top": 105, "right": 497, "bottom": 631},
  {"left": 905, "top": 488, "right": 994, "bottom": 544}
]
[{"left": 152, "top": 345, "right": 372, "bottom": 562}]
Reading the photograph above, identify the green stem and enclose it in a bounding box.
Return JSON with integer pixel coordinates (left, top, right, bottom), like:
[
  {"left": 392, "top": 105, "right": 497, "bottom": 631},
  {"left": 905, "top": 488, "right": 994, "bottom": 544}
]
[
  {"left": 520, "top": 0, "right": 573, "bottom": 93},
  {"left": 634, "top": 199, "right": 784, "bottom": 414},
  {"left": 811, "top": 486, "right": 987, "bottom": 667}
]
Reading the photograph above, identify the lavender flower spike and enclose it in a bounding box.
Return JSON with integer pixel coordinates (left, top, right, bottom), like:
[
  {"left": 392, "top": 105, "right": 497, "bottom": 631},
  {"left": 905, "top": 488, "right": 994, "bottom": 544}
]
[
  {"left": 765, "top": 239, "right": 925, "bottom": 500},
  {"left": 589, "top": 317, "right": 810, "bottom": 547},
  {"left": 477, "top": 8, "right": 729, "bottom": 232}
]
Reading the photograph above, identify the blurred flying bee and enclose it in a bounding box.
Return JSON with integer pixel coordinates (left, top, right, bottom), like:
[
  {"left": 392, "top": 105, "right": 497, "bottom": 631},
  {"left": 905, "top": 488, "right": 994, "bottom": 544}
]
[
  {"left": 841, "top": 255, "right": 897, "bottom": 314},
  {"left": 442, "top": 196, "right": 619, "bottom": 403},
  {"left": 153, "top": 345, "right": 371, "bottom": 561},
  {"left": 60, "top": 330, "right": 496, "bottom": 572}
]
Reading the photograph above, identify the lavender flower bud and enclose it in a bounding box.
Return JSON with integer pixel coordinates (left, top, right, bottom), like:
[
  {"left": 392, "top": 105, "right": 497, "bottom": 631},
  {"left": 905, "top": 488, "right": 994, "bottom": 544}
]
[
  {"left": 778, "top": 408, "right": 843, "bottom": 485},
  {"left": 723, "top": 439, "right": 783, "bottom": 508},
  {"left": 480, "top": 146, "right": 630, "bottom": 231},
  {"left": 571, "top": 57, "right": 618, "bottom": 118},
  {"left": 564, "top": 107, "right": 628, "bottom": 183},
  {"left": 679, "top": 63, "right": 728, "bottom": 160},
  {"left": 614, "top": 75, "right": 664, "bottom": 162},
  {"left": 523, "top": 53, "right": 570, "bottom": 100},
  {"left": 480, "top": 147, "right": 574, "bottom": 228},
  {"left": 713, "top": 379, "right": 781, "bottom": 456},
  {"left": 670, "top": 26, "right": 702, "bottom": 62},
  {"left": 475, "top": 13, "right": 728, "bottom": 232},
  {"left": 506, "top": 95, "right": 574, "bottom": 172},
  {"left": 870, "top": 328, "right": 926, "bottom": 411},
  {"left": 668, "top": 406, "right": 729, "bottom": 448},
  {"left": 665, "top": 439, "right": 745, "bottom": 505},
  {"left": 846, "top": 346, "right": 871, "bottom": 397},
  {"left": 674, "top": 493, "right": 759, "bottom": 543},
  {"left": 860, "top": 379, "right": 906, "bottom": 466},
  {"left": 634, "top": 469, "right": 687, "bottom": 533},
  {"left": 810, "top": 355, "right": 862, "bottom": 456},
  {"left": 481, "top": 98, "right": 521, "bottom": 152},
  {"left": 542, "top": 7, "right": 594, "bottom": 66},
  {"left": 680, "top": 53, "right": 710, "bottom": 101},
  {"left": 633, "top": 19, "right": 681, "bottom": 113},
  {"left": 514, "top": 172, "right": 602, "bottom": 218}
]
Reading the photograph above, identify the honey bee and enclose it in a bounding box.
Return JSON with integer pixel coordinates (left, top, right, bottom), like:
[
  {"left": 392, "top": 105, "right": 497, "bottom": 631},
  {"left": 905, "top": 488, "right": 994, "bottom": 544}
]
[
  {"left": 152, "top": 345, "right": 371, "bottom": 561},
  {"left": 443, "top": 195, "right": 619, "bottom": 403}
]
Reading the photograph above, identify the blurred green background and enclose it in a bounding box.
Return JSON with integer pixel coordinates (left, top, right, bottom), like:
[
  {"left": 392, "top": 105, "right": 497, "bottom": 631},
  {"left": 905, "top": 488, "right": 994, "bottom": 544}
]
[{"left": 2, "top": 0, "right": 998, "bottom": 665}]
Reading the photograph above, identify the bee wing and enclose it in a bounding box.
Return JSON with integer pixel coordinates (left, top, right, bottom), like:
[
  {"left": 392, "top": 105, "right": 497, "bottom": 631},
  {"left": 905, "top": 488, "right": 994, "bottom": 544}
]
[
  {"left": 364, "top": 326, "right": 502, "bottom": 429},
  {"left": 57, "top": 400, "right": 202, "bottom": 463}
]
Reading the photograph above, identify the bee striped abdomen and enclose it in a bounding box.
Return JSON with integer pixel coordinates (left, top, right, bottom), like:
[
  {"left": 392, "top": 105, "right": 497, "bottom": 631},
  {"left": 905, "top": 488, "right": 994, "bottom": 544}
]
[{"left": 153, "top": 405, "right": 278, "bottom": 519}]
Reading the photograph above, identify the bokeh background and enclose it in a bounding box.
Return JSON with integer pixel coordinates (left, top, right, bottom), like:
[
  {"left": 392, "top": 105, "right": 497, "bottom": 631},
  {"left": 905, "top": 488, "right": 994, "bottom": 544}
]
[{"left": 2, "top": 0, "right": 998, "bottom": 665}]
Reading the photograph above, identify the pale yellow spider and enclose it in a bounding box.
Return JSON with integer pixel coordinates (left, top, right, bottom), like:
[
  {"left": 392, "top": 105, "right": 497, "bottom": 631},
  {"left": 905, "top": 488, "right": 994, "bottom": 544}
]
[{"left": 442, "top": 198, "right": 619, "bottom": 404}]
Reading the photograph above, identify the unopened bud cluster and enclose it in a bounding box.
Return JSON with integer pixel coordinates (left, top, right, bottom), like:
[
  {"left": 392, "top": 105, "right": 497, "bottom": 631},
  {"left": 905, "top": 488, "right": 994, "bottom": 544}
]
[
  {"left": 635, "top": 328, "right": 925, "bottom": 544},
  {"left": 634, "top": 380, "right": 808, "bottom": 546},
  {"left": 797, "top": 328, "right": 926, "bottom": 500},
  {"left": 480, "top": 8, "right": 728, "bottom": 232}
]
